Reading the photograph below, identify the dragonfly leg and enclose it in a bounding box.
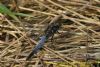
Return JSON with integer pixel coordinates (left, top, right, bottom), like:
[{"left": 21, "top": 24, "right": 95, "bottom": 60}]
[
  {"left": 57, "top": 31, "right": 61, "bottom": 34},
  {"left": 50, "top": 35, "right": 57, "bottom": 49},
  {"left": 50, "top": 34, "right": 54, "bottom": 43}
]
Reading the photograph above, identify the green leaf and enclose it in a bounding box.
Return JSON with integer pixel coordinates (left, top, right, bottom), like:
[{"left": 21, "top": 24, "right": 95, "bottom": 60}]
[
  {"left": 14, "top": 13, "right": 33, "bottom": 17},
  {"left": 0, "top": 3, "right": 19, "bottom": 21}
]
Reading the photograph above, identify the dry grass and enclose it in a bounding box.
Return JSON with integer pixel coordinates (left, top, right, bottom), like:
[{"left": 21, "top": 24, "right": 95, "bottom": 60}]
[{"left": 0, "top": 0, "right": 100, "bottom": 67}]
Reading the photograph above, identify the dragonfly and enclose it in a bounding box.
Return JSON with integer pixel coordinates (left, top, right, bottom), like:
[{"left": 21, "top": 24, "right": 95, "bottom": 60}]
[{"left": 26, "top": 15, "right": 62, "bottom": 60}]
